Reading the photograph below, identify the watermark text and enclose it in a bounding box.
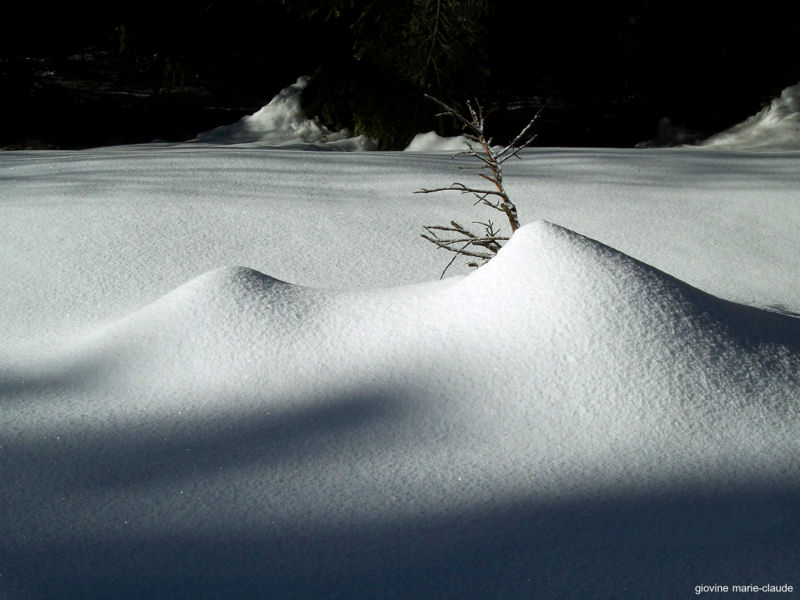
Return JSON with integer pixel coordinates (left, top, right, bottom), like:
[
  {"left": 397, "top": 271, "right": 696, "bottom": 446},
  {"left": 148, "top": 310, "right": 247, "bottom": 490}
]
[{"left": 694, "top": 583, "right": 794, "bottom": 595}]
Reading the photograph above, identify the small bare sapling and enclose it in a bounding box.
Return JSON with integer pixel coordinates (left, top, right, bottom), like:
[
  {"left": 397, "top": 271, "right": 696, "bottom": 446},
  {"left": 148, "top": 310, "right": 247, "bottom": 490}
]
[{"left": 418, "top": 95, "right": 543, "bottom": 277}]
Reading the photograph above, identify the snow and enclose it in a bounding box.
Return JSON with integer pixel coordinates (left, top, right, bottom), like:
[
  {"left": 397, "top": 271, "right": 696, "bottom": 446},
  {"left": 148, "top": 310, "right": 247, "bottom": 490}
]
[
  {"left": 404, "top": 130, "right": 473, "bottom": 152},
  {"left": 192, "top": 75, "right": 800, "bottom": 153},
  {"left": 193, "top": 76, "right": 377, "bottom": 150},
  {"left": 2, "top": 82, "right": 800, "bottom": 599},
  {"left": 698, "top": 81, "right": 800, "bottom": 151}
]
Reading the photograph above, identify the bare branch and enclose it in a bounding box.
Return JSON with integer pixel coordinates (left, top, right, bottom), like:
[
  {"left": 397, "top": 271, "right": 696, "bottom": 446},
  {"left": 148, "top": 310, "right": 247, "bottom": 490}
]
[
  {"left": 478, "top": 172, "right": 503, "bottom": 192},
  {"left": 496, "top": 100, "right": 549, "bottom": 163},
  {"left": 424, "top": 95, "right": 478, "bottom": 135},
  {"left": 418, "top": 93, "right": 543, "bottom": 275},
  {"left": 420, "top": 233, "right": 494, "bottom": 260},
  {"left": 415, "top": 184, "right": 505, "bottom": 198}
]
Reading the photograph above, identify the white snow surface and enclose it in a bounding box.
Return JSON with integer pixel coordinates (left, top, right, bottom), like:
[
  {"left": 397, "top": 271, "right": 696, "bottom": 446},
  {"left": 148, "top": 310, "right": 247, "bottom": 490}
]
[
  {"left": 699, "top": 81, "right": 800, "bottom": 151},
  {"left": 194, "top": 76, "right": 376, "bottom": 150},
  {"left": 403, "top": 130, "right": 474, "bottom": 152},
  {"left": 2, "top": 139, "right": 800, "bottom": 598}
]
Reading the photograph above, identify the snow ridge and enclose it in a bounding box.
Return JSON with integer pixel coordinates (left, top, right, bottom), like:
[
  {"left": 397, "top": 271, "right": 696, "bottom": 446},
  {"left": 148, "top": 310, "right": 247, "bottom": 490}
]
[
  {"left": 10, "top": 221, "right": 798, "bottom": 443},
  {"left": 3, "top": 222, "right": 799, "bottom": 600}
]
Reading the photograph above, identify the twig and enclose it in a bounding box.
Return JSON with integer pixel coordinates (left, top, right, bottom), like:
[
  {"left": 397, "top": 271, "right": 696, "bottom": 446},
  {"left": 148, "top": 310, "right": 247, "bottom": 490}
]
[{"left": 418, "top": 94, "right": 542, "bottom": 276}]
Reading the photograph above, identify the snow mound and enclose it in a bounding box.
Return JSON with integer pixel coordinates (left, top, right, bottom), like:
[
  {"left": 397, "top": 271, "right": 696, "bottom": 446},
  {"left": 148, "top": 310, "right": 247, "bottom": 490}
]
[
  {"left": 4, "top": 222, "right": 799, "bottom": 599},
  {"left": 194, "top": 76, "right": 376, "bottom": 150},
  {"left": 403, "top": 130, "right": 473, "bottom": 152},
  {"left": 699, "top": 81, "right": 800, "bottom": 151},
  {"left": 10, "top": 221, "right": 799, "bottom": 459}
]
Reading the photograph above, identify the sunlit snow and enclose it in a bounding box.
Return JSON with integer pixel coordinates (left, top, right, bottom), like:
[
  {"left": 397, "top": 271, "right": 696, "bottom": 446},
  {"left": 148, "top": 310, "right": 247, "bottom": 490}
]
[
  {"left": 404, "top": 130, "right": 473, "bottom": 152},
  {"left": 2, "top": 80, "right": 799, "bottom": 599},
  {"left": 698, "top": 80, "right": 800, "bottom": 151},
  {"left": 193, "top": 76, "right": 376, "bottom": 150}
]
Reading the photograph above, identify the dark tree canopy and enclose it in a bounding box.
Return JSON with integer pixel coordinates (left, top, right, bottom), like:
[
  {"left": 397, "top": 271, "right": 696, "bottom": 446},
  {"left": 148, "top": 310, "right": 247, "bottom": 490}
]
[
  {"left": 2, "top": 0, "right": 798, "bottom": 149},
  {"left": 280, "top": 0, "right": 492, "bottom": 148}
]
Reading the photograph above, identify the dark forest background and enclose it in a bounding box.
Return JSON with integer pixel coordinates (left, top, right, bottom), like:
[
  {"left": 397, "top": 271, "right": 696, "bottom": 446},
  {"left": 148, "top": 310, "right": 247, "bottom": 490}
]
[{"left": 2, "top": 0, "right": 798, "bottom": 149}]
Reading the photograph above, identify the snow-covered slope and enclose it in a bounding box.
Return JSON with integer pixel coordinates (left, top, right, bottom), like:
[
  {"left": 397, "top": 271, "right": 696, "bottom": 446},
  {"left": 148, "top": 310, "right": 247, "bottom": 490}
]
[
  {"left": 699, "top": 81, "right": 800, "bottom": 151},
  {"left": 3, "top": 221, "right": 799, "bottom": 599},
  {"left": 2, "top": 121, "right": 799, "bottom": 598},
  {"left": 3, "top": 147, "right": 799, "bottom": 351}
]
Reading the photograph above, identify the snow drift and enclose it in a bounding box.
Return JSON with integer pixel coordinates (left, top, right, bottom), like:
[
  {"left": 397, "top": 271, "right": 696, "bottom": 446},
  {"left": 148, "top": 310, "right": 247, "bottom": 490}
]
[
  {"left": 699, "top": 81, "right": 800, "bottom": 151},
  {"left": 3, "top": 222, "right": 798, "bottom": 599},
  {"left": 403, "top": 130, "right": 473, "bottom": 152},
  {"left": 198, "top": 76, "right": 800, "bottom": 152},
  {"left": 194, "top": 76, "right": 376, "bottom": 150}
]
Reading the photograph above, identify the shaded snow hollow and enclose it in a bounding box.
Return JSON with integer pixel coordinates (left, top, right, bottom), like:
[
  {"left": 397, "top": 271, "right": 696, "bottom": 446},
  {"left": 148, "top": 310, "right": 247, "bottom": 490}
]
[{"left": 3, "top": 222, "right": 799, "bottom": 599}]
